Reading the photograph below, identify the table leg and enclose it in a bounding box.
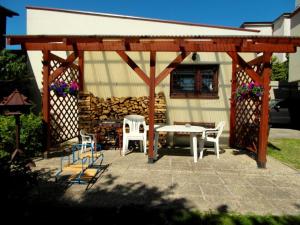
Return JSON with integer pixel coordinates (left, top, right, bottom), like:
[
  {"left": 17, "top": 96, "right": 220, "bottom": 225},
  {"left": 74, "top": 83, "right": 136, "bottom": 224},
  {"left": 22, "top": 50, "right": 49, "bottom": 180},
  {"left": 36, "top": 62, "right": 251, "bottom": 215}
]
[
  {"left": 189, "top": 135, "right": 193, "bottom": 155},
  {"left": 154, "top": 131, "right": 159, "bottom": 160},
  {"left": 192, "top": 134, "right": 198, "bottom": 163}
]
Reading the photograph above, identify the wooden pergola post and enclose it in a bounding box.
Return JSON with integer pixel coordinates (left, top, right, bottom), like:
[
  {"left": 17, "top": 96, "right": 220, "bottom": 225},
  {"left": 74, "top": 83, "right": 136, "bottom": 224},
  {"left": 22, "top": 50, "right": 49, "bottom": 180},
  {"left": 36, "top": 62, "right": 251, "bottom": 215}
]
[
  {"left": 78, "top": 50, "right": 84, "bottom": 91},
  {"left": 42, "top": 50, "right": 50, "bottom": 157},
  {"left": 148, "top": 51, "right": 156, "bottom": 162},
  {"left": 229, "top": 52, "right": 237, "bottom": 147},
  {"left": 257, "top": 52, "right": 272, "bottom": 168}
]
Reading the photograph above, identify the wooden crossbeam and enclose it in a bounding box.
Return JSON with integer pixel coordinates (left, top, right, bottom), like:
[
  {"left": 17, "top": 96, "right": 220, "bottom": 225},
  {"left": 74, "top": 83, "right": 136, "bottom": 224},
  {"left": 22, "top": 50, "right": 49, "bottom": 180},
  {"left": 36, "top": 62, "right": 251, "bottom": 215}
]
[
  {"left": 241, "top": 43, "right": 296, "bottom": 53},
  {"left": 155, "top": 51, "right": 191, "bottom": 86},
  {"left": 7, "top": 35, "right": 300, "bottom": 44},
  {"left": 116, "top": 50, "right": 150, "bottom": 86},
  {"left": 49, "top": 52, "right": 78, "bottom": 83},
  {"left": 227, "top": 52, "right": 262, "bottom": 82},
  {"left": 17, "top": 40, "right": 298, "bottom": 53}
]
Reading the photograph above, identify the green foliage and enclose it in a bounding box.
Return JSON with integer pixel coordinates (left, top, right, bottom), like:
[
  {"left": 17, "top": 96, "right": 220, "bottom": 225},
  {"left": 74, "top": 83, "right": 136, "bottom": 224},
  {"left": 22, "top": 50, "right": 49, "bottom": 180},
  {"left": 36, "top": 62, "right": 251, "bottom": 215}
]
[
  {"left": 0, "top": 116, "right": 15, "bottom": 153},
  {"left": 0, "top": 114, "right": 44, "bottom": 157},
  {"left": 20, "top": 114, "right": 44, "bottom": 156},
  {"left": 271, "top": 56, "right": 289, "bottom": 81},
  {"left": 0, "top": 49, "right": 28, "bottom": 81}
]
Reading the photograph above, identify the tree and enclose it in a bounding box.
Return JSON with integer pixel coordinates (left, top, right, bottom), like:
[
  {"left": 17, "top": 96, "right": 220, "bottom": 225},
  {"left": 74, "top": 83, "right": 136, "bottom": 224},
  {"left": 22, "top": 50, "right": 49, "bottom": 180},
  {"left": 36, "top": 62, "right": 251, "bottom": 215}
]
[
  {"left": 0, "top": 49, "right": 27, "bottom": 81},
  {"left": 271, "top": 56, "right": 289, "bottom": 81}
]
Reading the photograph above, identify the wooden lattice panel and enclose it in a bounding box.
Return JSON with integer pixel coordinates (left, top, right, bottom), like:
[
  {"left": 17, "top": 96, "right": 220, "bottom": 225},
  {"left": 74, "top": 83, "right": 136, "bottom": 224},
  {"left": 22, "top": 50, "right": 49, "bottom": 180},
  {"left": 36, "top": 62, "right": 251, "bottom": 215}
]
[
  {"left": 234, "top": 67, "right": 262, "bottom": 153},
  {"left": 49, "top": 57, "right": 79, "bottom": 146}
]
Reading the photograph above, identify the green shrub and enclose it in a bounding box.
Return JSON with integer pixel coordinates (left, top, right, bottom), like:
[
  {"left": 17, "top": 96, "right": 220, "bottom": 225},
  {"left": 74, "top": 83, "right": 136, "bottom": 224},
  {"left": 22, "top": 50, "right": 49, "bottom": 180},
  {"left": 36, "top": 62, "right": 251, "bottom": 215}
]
[
  {"left": 0, "top": 115, "right": 15, "bottom": 154},
  {"left": 20, "top": 114, "right": 44, "bottom": 156},
  {"left": 0, "top": 114, "right": 44, "bottom": 157},
  {"left": 271, "top": 56, "right": 289, "bottom": 81}
]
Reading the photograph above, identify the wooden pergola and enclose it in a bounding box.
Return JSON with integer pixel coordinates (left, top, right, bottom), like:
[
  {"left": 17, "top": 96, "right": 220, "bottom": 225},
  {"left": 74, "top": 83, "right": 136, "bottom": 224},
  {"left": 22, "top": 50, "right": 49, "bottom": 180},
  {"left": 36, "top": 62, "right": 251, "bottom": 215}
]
[{"left": 7, "top": 35, "right": 300, "bottom": 168}]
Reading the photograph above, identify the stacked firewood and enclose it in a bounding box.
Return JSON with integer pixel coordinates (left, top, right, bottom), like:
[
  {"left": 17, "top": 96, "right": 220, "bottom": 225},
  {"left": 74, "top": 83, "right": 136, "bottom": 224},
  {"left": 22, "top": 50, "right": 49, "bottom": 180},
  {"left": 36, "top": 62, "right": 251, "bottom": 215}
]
[
  {"left": 78, "top": 92, "right": 168, "bottom": 148},
  {"left": 78, "top": 92, "right": 167, "bottom": 124}
]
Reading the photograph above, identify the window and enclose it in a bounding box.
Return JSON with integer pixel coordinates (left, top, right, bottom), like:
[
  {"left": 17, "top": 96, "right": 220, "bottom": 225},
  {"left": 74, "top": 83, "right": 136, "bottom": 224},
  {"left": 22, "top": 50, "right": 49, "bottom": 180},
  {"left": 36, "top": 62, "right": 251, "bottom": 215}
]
[{"left": 170, "top": 64, "right": 219, "bottom": 99}]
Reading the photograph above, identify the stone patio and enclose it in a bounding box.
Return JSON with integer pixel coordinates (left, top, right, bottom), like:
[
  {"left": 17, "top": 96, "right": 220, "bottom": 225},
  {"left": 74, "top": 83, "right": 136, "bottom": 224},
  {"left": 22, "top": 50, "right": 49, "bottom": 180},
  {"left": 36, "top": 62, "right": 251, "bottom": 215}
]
[{"left": 33, "top": 146, "right": 300, "bottom": 215}]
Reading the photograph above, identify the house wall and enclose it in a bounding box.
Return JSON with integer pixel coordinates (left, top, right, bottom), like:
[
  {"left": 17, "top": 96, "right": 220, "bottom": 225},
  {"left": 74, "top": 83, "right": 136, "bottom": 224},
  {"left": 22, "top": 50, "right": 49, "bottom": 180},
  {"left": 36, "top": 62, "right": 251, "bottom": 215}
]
[
  {"left": 26, "top": 7, "right": 259, "bottom": 146},
  {"left": 273, "top": 16, "right": 290, "bottom": 61},
  {"left": 84, "top": 51, "right": 255, "bottom": 145},
  {"left": 289, "top": 10, "right": 300, "bottom": 82},
  {"left": 241, "top": 25, "right": 273, "bottom": 35}
]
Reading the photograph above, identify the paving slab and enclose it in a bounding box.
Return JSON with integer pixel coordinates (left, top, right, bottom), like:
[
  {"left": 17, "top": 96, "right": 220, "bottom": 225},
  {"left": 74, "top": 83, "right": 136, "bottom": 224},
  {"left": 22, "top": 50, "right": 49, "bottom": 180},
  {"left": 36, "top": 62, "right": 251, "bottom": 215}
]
[{"left": 32, "top": 147, "right": 300, "bottom": 215}]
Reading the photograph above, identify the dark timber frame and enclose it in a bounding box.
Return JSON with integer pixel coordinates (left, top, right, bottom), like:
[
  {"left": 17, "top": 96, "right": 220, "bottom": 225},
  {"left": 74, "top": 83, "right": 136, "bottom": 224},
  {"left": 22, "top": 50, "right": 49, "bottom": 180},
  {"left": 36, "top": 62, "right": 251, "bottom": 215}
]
[{"left": 7, "top": 35, "right": 300, "bottom": 168}]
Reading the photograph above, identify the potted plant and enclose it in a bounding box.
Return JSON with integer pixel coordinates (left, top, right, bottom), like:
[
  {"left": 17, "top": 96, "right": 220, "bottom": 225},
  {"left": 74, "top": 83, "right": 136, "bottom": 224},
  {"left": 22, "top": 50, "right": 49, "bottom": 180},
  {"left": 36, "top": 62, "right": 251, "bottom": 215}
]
[
  {"left": 49, "top": 80, "right": 79, "bottom": 97},
  {"left": 236, "top": 82, "right": 263, "bottom": 101}
]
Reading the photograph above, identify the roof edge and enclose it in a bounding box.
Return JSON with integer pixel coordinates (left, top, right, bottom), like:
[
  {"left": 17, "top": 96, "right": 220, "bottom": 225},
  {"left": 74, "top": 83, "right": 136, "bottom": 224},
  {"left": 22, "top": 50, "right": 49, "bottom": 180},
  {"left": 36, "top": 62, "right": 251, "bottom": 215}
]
[
  {"left": 290, "top": 6, "right": 300, "bottom": 18},
  {"left": 26, "top": 5, "right": 260, "bottom": 33},
  {"left": 240, "top": 22, "right": 273, "bottom": 28},
  {"left": 0, "top": 5, "right": 19, "bottom": 17}
]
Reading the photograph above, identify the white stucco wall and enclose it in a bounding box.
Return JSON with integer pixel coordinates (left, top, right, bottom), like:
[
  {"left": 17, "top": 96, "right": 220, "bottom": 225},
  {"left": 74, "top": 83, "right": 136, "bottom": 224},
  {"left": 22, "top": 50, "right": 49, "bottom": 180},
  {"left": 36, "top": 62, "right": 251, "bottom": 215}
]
[
  {"left": 289, "top": 10, "right": 300, "bottom": 82},
  {"left": 27, "top": 8, "right": 258, "bottom": 36},
  {"left": 273, "top": 16, "right": 290, "bottom": 62},
  {"left": 242, "top": 25, "right": 273, "bottom": 36},
  {"left": 26, "top": 8, "right": 260, "bottom": 91}
]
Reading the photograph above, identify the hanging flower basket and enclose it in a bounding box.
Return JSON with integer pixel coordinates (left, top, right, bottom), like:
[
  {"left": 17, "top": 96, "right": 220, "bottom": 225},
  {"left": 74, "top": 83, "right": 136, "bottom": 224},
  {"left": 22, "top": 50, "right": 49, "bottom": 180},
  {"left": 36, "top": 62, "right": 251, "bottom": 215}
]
[
  {"left": 236, "top": 82, "right": 263, "bottom": 101},
  {"left": 49, "top": 80, "right": 79, "bottom": 97}
]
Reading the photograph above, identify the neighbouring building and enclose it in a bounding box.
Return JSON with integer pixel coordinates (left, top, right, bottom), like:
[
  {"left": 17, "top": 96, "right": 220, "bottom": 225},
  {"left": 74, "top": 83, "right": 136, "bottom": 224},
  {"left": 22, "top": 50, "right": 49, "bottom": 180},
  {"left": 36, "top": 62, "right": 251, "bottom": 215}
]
[
  {"left": 0, "top": 5, "right": 18, "bottom": 50},
  {"left": 241, "top": 1, "right": 300, "bottom": 83},
  {"left": 289, "top": 7, "right": 300, "bottom": 83}
]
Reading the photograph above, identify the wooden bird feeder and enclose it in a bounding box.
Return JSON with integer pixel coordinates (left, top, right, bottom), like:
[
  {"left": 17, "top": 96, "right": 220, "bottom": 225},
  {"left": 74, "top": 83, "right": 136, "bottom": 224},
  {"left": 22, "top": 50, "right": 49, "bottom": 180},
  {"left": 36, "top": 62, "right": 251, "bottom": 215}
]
[{"left": 0, "top": 89, "right": 32, "bottom": 160}]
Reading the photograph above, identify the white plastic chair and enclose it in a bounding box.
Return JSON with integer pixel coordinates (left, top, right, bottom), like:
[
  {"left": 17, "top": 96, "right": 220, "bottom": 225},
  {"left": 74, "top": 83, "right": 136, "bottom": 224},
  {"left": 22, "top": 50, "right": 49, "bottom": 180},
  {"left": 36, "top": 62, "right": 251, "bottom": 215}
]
[
  {"left": 80, "top": 129, "right": 95, "bottom": 153},
  {"left": 122, "top": 115, "right": 147, "bottom": 156},
  {"left": 198, "top": 121, "right": 225, "bottom": 159}
]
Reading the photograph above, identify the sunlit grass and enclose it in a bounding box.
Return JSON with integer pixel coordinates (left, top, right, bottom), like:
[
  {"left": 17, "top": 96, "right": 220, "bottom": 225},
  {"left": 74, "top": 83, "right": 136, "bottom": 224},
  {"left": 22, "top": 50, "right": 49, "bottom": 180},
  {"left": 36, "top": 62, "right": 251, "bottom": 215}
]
[{"left": 268, "top": 139, "right": 300, "bottom": 170}]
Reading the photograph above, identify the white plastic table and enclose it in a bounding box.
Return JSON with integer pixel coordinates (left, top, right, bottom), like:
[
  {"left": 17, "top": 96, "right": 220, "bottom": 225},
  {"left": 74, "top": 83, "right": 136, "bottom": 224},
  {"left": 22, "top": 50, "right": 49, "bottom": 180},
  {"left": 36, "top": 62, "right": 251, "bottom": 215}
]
[{"left": 148, "top": 125, "right": 205, "bottom": 162}]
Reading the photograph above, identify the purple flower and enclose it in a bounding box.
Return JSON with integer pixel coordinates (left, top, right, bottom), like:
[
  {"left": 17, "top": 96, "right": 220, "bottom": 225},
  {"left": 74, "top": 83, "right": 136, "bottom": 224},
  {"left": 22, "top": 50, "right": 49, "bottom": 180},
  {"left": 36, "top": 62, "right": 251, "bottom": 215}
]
[
  {"left": 49, "top": 80, "right": 79, "bottom": 97},
  {"left": 236, "top": 82, "right": 263, "bottom": 101}
]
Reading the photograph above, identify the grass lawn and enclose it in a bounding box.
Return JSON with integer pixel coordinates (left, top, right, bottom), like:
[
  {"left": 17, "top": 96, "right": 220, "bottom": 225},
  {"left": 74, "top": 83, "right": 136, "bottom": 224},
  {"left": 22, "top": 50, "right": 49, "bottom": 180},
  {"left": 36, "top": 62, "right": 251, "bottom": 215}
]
[{"left": 268, "top": 138, "right": 300, "bottom": 170}]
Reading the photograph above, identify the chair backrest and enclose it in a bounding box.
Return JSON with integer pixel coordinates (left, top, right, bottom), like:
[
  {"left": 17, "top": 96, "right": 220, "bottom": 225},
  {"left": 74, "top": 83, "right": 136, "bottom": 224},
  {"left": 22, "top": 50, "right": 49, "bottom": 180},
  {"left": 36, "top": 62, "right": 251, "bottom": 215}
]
[
  {"left": 215, "top": 121, "right": 225, "bottom": 139},
  {"left": 80, "top": 129, "right": 92, "bottom": 143},
  {"left": 123, "top": 115, "right": 146, "bottom": 135}
]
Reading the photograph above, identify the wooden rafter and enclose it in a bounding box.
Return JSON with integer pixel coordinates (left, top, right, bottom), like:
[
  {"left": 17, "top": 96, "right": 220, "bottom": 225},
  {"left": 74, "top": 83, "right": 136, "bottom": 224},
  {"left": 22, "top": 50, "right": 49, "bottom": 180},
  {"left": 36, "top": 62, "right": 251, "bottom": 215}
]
[
  {"left": 155, "top": 51, "right": 191, "bottom": 86},
  {"left": 116, "top": 50, "right": 150, "bottom": 86}
]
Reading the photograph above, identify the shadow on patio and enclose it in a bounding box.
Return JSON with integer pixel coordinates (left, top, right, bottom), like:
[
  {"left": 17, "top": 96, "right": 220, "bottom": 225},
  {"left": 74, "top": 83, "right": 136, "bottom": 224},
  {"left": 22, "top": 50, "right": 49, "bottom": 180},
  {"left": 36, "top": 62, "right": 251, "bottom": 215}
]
[
  {"left": 2, "top": 146, "right": 300, "bottom": 225},
  {"left": 2, "top": 164, "right": 300, "bottom": 225}
]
